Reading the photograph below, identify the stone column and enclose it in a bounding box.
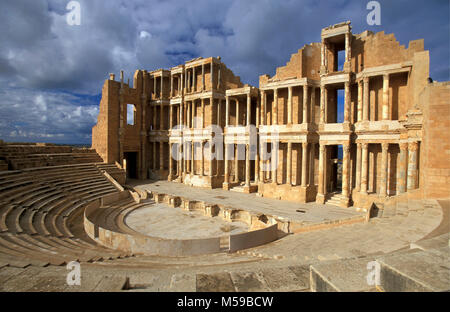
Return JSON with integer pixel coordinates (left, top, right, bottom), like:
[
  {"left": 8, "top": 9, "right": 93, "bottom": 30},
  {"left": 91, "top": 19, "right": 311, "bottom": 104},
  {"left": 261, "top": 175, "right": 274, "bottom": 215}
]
[
  {"left": 202, "top": 64, "right": 205, "bottom": 91},
  {"left": 382, "top": 74, "right": 389, "bottom": 120},
  {"left": 309, "top": 143, "right": 315, "bottom": 186},
  {"left": 161, "top": 74, "right": 164, "bottom": 98},
  {"left": 201, "top": 98, "right": 205, "bottom": 128},
  {"left": 169, "top": 105, "right": 173, "bottom": 129},
  {"left": 342, "top": 143, "right": 350, "bottom": 199},
  {"left": 407, "top": 141, "right": 419, "bottom": 191},
  {"left": 310, "top": 87, "right": 316, "bottom": 124},
  {"left": 355, "top": 143, "right": 362, "bottom": 192},
  {"left": 236, "top": 98, "right": 240, "bottom": 126},
  {"left": 301, "top": 142, "right": 308, "bottom": 187},
  {"left": 303, "top": 85, "right": 308, "bottom": 124},
  {"left": 344, "top": 81, "right": 350, "bottom": 123},
  {"left": 187, "top": 101, "right": 191, "bottom": 128},
  {"left": 191, "top": 141, "right": 195, "bottom": 175},
  {"left": 380, "top": 143, "right": 389, "bottom": 197},
  {"left": 168, "top": 143, "right": 173, "bottom": 180},
  {"left": 170, "top": 75, "right": 173, "bottom": 97},
  {"left": 153, "top": 76, "right": 157, "bottom": 98},
  {"left": 256, "top": 95, "right": 260, "bottom": 127},
  {"left": 397, "top": 143, "right": 408, "bottom": 194},
  {"left": 262, "top": 90, "right": 266, "bottom": 125},
  {"left": 247, "top": 94, "right": 251, "bottom": 126},
  {"left": 287, "top": 86, "right": 293, "bottom": 124},
  {"left": 200, "top": 141, "right": 204, "bottom": 176},
  {"left": 345, "top": 33, "right": 351, "bottom": 62},
  {"left": 363, "top": 77, "right": 369, "bottom": 121},
  {"left": 193, "top": 67, "right": 196, "bottom": 92},
  {"left": 273, "top": 88, "right": 278, "bottom": 125},
  {"left": 225, "top": 96, "right": 229, "bottom": 126},
  {"left": 235, "top": 144, "right": 239, "bottom": 182},
  {"left": 318, "top": 144, "right": 325, "bottom": 196},
  {"left": 320, "top": 86, "right": 326, "bottom": 123},
  {"left": 160, "top": 102, "right": 164, "bottom": 130},
  {"left": 159, "top": 142, "right": 164, "bottom": 170},
  {"left": 245, "top": 144, "right": 250, "bottom": 186},
  {"left": 287, "top": 142, "right": 292, "bottom": 185},
  {"left": 357, "top": 80, "right": 363, "bottom": 122},
  {"left": 224, "top": 144, "right": 229, "bottom": 183},
  {"left": 360, "top": 143, "right": 368, "bottom": 194},
  {"left": 210, "top": 61, "right": 214, "bottom": 90},
  {"left": 255, "top": 144, "right": 259, "bottom": 183}
]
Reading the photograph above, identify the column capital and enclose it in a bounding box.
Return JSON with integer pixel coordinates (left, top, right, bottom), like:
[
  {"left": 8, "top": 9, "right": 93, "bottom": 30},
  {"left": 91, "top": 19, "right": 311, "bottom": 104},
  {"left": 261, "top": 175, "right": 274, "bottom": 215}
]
[
  {"left": 408, "top": 141, "right": 419, "bottom": 151},
  {"left": 362, "top": 143, "right": 368, "bottom": 150},
  {"left": 343, "top": 143, "right": 351, "bottom": 153},
  {"left": 363, "top": 76, "right": 369, "bottom": 83},
  {"left": 302, "top": 142, "right": 308, "bottom": 149},
  {"left": 319, "top": 144, "right": 325, "bottom": 152},
  {"left": 381, "top": 142, "right": 389, "bottom": 151},
  {"left": 399, "top": 142, "right": 408, "bottom": 150}
]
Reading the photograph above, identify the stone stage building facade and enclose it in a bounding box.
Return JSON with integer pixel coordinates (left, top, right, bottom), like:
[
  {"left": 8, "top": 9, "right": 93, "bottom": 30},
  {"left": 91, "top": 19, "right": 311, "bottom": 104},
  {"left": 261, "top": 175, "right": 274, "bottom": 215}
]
[{"left": 92, "top": 21, "right": 450, "bottom": 208}]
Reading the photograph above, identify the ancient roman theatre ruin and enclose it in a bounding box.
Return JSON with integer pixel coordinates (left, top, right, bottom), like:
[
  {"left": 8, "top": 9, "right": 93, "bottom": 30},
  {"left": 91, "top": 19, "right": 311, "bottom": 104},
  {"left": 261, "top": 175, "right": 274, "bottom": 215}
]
[{"left": 0, "top": 21, "right": 448, "bottom": 292}]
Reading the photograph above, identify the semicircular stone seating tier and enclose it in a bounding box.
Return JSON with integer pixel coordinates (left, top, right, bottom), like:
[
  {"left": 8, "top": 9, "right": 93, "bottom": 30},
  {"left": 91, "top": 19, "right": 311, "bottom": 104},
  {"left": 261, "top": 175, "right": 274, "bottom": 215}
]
[{"left": 0, "top": 163, "right": 135, "bottom": 266}]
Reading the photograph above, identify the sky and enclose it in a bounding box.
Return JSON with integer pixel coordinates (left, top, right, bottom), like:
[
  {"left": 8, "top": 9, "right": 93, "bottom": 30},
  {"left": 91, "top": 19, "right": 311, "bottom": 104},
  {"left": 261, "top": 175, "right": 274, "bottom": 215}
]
[{"left": 0, "top": 0, "right": 448, "bottom": 144}]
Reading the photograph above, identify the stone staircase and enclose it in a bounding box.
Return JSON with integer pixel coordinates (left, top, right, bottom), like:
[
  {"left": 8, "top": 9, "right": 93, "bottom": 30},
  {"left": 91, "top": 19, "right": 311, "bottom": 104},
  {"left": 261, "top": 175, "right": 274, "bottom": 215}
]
[{"left": 325, "top": 192, "right": 344, "bottom": 206}]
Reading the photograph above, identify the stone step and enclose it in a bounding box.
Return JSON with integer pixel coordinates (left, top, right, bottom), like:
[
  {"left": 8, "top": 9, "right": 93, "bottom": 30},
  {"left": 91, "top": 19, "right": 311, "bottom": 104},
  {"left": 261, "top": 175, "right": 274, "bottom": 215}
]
[{"left": 377, "top": 246, "right": 450, "bottom": 292}]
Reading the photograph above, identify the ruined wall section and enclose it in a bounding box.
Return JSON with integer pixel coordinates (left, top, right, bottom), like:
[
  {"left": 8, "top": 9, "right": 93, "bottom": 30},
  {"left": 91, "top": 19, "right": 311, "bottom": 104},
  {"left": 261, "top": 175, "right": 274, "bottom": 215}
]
[
  {"left": 269, "top": 43, "right": 321, "bottom": 81},
  {"left": 218, "top": 63, "right": 244, "bottom": 92},
  {"left": 421, "top": 82, "right": 450, "bottom": 199},
  {"left": 92, "top": 79, "right": 120, "bottom": 163}
]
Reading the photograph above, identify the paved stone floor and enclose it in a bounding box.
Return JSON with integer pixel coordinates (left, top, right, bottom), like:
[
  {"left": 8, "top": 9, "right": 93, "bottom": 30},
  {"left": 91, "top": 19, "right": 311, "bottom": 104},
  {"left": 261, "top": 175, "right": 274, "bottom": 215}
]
[
  {"left": 125, "top": 203, "right": 248, "bottom": 239},
  {"left": 129, "top": 179, "right": 364, "bottom": 225}
]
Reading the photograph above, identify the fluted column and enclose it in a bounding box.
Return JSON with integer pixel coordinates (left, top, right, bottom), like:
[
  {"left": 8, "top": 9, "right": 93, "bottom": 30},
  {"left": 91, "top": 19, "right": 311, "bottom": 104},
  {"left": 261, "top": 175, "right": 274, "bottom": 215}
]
[
  {"left": 380, "top": 143, "right": 389, "bottom": 197},
  {"left": 224, "top": 144, "right": 229, "bottom": 184},
  {"left": 360, "top": 143, "right": 368, "bottom": 194},
  {"left": 210, "top": 61, "right": 214, "bottom": 91},
  {"left": 236, "top": 99, "right": 239, "bottom": 126},
  {"left": 287, "top": 142, "right": 292, "bottom": 185},
  {"left": 262, "top": 90, "right": 266, "bottom": 125},
  {"left": 159, "top": 142, "right": 164, "bottom": 170},
  {"left": 245, "top": 144, "right": 250, "bottom": 186},
  {"left": 287, "top": 86, "right": 293, "bottom": 124},
  {"left": 397, "top": 143, "right": 408, "bottom": 193},
  {"left": 191, "top": 141, "right": 195, "bottom": 174},
  {"left": 342, "top": 143, "right": 350, "bottom": 198},
  {"left": 310, "top": 87, "right": 316, "bottom": 124},
  {"left": 309, "top": 143, "right": 315, "bottom": 186},
  {"left": 344, "top": 81, "right": 350, "bottom": 123},
  {"left": 301, "top": 142, "right": 308, "bottom": 187},
  {"left": 225, "top": 96, "right": 229, "bottom": 126},
  {"left": 407, "top": 141, "right": 419, "bottom": 191},
  {"left": 235, "top": 144, "right": 239, "bottom": 182},
  {"left": 152, "top": 142, "right": 156, "bottom": 170},
  {"left": 201, "top": 98, "right": 205, "bottom": 128},
  {"left": 169, "top": 105, "right": 173, "bottom": 129},
  {"left": 168, "top": 143, "right": 173, "bottom": 179},
  {"left": 303, "top": 85, "right": 308, "bottom": 123},
  {"left": 382, "top": 74, "right": 389, "bottom": 120},
  {"left": 355, "top": 143, "right": 362, "bottom": 192},
  {"left": 317, "top": 144, "right": 325, "bottom": 196},
  {"left": 363, "top": 77, "right": 369, "bottom": 121},
  {"left": 357, "top": 80, "right": 363, "bottom": 122},
  {"left": 273, "top": 88, "right": 278, "bottom": 125},
  {"left": 170, "top": 75, "right": 173, "bottom": 97}
]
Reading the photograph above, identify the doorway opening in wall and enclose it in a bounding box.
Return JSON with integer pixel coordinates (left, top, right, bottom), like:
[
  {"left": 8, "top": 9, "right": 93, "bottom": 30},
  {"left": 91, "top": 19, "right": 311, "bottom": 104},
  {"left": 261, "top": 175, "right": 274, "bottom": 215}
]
[
  {"left": 328, "top": 145, "right": 343, "bottom": 194},
  {"left": 124, "top": 152, "right": 138, "bottom": 179}
]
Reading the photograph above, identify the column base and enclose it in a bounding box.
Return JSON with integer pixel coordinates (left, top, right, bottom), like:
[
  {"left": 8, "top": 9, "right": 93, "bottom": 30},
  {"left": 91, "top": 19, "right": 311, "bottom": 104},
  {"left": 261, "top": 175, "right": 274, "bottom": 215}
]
[{"left": 316, "top": 193, "right": 326, "bottom": 204}]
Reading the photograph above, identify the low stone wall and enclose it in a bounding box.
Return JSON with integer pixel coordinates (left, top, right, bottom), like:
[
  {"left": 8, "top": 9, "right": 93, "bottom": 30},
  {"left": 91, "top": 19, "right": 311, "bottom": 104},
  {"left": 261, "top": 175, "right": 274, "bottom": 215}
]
[{"left": 83, "top": 189, "right": 279, "bottom": 256}]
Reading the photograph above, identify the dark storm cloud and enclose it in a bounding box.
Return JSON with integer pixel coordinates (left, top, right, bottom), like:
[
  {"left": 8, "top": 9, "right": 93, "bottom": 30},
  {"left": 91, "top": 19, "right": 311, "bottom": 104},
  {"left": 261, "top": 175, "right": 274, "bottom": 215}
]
[{"left": 0, "top": 0, "right": 448, "bottom": 143}]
